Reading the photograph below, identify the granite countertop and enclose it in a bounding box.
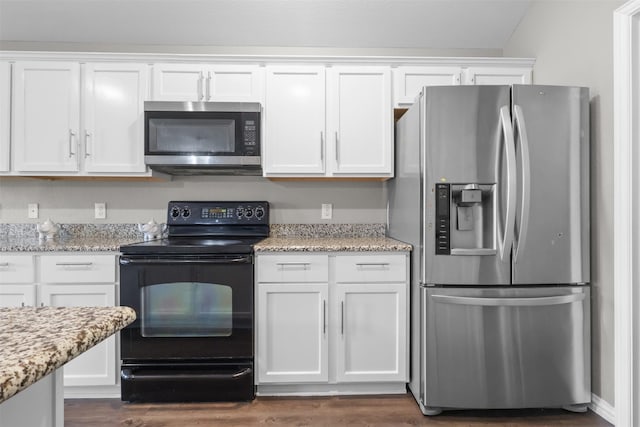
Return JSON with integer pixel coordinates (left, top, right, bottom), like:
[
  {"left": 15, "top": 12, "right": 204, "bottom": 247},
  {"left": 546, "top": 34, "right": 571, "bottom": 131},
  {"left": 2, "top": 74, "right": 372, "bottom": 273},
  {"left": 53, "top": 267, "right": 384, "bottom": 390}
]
[
  {"left": 0, "top": 306, "right": 136, "bottom": 403},
  {"left": 0, "top": 235, "right": 144, "bottom": 252},
  {"left": 254, "top": 236, "right": 412, "bottom": 252}
]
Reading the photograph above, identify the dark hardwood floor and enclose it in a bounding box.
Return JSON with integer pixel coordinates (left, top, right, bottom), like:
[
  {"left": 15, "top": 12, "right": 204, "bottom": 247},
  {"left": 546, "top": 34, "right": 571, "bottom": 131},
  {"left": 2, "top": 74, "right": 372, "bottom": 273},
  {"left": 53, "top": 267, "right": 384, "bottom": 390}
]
[{"left": 65, "top": 394, "right": 613, "bottom": 427}]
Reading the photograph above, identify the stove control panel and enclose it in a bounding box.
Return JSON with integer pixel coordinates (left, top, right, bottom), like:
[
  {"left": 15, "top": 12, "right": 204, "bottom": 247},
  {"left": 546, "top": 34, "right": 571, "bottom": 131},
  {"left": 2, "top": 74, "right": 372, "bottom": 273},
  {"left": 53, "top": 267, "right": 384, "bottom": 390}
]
[{"left": 167, "top": 201, "right": 269, "bottom": 225}]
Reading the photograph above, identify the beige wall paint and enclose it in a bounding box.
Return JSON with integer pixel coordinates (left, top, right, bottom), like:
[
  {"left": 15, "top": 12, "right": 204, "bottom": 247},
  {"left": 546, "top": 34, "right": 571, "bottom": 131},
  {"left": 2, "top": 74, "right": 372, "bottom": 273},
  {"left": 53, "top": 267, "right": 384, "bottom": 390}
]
[
  {"left": 504, "top": 0, "right": 621, "bottom": 405},
  {"left": 0, "top": 177, "right": 387, "bottom": 224}
]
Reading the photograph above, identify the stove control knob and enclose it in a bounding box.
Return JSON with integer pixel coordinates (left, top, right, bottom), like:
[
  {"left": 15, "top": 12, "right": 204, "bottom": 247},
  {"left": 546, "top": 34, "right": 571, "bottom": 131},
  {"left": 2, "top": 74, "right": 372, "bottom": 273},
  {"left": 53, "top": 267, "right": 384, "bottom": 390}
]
[
  {"left": 170, "top": 206, "right": 181, "bottom": 219},
  {"left": 255, "top": 206, "right": 265, "bottom": 219},
  {"left": 182, "top": 207, "right": 191, "bottom": 218},
  {"left": 245, "top": 207, "right": 254, "bottom": 218},
  {"left": 236, "top": 207, "right": 244, "bottom": 218}
]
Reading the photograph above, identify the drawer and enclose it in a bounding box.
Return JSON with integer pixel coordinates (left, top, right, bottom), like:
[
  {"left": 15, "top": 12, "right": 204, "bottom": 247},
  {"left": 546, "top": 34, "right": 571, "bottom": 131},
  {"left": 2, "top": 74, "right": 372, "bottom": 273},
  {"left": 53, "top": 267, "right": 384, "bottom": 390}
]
[
  {"left": 0, "top": 254, "right": 35, "bottom": 283},
  {"left": 257, "top": 254, "right": 329, "bottom": 283},
  {"left": 334, "top": 254, "right": 407, "bottom": 283},
  {"left": 40, "top": 254, "right": 116, "bottom": 283}
]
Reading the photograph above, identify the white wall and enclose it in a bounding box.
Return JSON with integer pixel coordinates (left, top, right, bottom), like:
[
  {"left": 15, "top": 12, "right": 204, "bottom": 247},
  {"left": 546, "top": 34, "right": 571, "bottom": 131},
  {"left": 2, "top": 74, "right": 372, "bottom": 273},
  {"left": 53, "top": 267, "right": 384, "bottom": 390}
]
[
  {"left": 0, "top": 177, "right": 387, "bottom": 224},
  {"left": 504, "top": 0, "right": 621, "bottom": 405}
]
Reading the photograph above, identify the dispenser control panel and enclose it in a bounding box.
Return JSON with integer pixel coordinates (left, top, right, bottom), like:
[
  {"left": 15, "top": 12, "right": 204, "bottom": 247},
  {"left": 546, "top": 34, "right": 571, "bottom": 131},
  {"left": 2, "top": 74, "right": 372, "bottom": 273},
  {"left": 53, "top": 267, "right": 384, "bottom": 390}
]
[{"left": 435, "top": 184, "right": 450, "bottom": 255}]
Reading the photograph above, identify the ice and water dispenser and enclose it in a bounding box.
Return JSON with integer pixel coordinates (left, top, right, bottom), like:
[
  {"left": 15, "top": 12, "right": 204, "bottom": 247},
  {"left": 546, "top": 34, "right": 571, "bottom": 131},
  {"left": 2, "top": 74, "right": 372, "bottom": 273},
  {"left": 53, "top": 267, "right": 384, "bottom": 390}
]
[{"left": 435, "top": 183, "right": 496, "bottom": 255}]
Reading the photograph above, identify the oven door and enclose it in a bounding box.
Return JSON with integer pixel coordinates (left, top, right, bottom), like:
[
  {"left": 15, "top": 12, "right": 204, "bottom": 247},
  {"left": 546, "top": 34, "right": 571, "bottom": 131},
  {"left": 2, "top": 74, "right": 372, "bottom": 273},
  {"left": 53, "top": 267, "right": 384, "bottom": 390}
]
[{"left": 119, "top": 254, "right": 253, "bottom": 361}]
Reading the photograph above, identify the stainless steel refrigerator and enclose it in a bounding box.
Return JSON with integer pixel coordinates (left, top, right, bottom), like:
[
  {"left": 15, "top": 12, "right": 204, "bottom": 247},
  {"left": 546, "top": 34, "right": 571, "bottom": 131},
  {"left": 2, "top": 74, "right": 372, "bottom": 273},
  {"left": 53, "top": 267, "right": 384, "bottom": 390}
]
[{"left": 387, "top": 85, "right": 590, "bottom": 415}]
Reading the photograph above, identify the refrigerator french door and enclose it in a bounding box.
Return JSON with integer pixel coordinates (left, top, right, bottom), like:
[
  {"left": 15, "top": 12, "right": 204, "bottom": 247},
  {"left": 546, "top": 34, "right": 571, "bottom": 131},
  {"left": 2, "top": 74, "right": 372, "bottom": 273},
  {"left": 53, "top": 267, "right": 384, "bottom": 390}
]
[{"left": 387, "top": 84, "right": 590, "bottom": 415}]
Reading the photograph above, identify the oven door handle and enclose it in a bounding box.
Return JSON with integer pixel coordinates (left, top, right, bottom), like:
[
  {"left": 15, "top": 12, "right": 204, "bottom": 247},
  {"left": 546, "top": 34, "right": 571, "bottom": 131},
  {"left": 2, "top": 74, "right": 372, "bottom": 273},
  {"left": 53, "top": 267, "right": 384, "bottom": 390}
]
[
  {"left": 119, "top": 256, "right": 252, "bottom": 265},
  {"left": 121, "top": 367, "right": 252, "bottom": 381}
]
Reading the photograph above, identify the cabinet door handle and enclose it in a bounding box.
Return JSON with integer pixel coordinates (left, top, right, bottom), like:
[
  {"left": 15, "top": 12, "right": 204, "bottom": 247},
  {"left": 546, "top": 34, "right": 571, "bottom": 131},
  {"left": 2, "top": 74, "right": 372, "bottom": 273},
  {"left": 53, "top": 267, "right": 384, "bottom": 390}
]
[
  {"left": 84, "top": 131, "right": 92, "bottom": 157},
  {"left": 68, "top": 129, "right": 77, "bottom": 157},
  {"left": 335, "top": 132, "right": 339, "bottom": 164},
  {"left": 206, "top": 71, "right": 211, "bottom": 101},
  {"left": 320, "top": 132, "right": 324, "bottom": 161},
  {"left": 322, "top": 299, "right": 326, "bottom": 335},
  {"left": 0, "top": 262, "right": 9, "bottom": 267},
  {"left": 341, "top": 301, "right": 345, "bottom": 335}
]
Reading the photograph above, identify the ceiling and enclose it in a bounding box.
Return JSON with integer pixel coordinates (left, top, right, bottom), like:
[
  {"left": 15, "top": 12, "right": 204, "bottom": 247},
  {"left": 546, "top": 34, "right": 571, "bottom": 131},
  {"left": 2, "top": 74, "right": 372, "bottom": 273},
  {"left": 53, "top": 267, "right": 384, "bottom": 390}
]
[{"left": 0, "top": 0, "right": 531, "bottom": 50}]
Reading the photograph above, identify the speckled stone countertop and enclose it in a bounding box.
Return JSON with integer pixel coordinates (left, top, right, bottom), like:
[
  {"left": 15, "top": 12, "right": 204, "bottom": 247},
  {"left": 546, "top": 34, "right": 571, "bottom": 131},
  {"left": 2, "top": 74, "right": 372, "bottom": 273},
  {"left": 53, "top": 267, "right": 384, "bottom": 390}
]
[
  {"left": 0, "top": 306, "right": 136, "bottom": 403},
  {"left": 254, "top": 236, "right": 412, "bottom": 252},
  {"left": 0, "top": 224, "right": 145, "bottom": 252}
]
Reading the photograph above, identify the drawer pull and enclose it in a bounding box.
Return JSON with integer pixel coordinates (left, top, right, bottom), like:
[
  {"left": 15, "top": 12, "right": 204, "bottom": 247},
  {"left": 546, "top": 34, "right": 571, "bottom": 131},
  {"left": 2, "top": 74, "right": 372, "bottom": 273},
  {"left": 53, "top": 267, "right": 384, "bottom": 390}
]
[
  {"left": 276, "top": 262, "right": 311, "bottom": 270},
  {"left": 355, "top": 262, "right": 390, "bottom": 269},
  {"left": 55, "top": 262, "right": 94, "bottom": 267},
  {"left": 0, "top": 262, "right": 9, "bottom": 267}
]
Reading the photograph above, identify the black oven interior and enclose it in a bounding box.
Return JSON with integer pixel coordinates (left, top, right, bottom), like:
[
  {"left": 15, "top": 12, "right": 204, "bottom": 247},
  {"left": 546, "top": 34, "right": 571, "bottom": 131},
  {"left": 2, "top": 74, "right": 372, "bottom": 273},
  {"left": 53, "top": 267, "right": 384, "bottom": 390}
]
[{"left": 119, "top": 201, "right": 269, "bottom": 402}]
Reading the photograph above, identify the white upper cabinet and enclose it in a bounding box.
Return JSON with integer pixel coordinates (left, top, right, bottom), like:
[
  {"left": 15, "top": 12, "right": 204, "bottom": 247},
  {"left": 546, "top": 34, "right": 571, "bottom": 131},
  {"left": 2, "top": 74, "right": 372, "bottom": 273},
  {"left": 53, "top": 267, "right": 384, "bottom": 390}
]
[
  {"left": 264, "top": 65, "right": 393, "bottom": 178},
  {"left": 327, "top": 66, "right": 393, "bottom": 177},
  {"left": 10, "top": 60, "right": 152, "bottom": 176},
  {"left": 152, "top": 63, "right": 264, "bottom": 103},
  {"left": 393, "top": 66, "right": 462, "bottom": 107},
  {"left": 0, "top": 61, "right": 10, "bottom": 172},
  {"left": 392, "top": 63, "right": 533, "bottom": 108},
  {"left": 463, "top": 66, "right": 532, "bottom": 85},
  {"left": 83, "top": 63, "right": 149, "bottom": 173},
  {"left": 12, "top": 61, "right": 81, "bottom": 172},
  {"left": 263, "top": 65, "right": 326, "bottom": 175}
]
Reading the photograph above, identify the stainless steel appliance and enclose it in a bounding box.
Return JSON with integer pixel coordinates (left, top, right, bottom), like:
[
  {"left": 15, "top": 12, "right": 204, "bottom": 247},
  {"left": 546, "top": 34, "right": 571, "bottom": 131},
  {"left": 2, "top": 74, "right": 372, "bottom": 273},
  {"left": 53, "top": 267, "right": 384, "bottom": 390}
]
[
  {"left": 387, "top": 85, "right": 590, "bottom": 415},
  {"left": 144, "top": 102, "right": 261, "bottom": 175},
  {"left": 119, "top": 201, "right": 269, "bottom": 402}
]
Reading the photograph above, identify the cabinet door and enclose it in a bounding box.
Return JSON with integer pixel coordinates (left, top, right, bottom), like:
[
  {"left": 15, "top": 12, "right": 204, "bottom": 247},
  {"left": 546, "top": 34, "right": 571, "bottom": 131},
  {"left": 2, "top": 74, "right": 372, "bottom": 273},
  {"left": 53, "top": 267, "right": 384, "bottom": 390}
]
[
  {"left": 334, "top": 283, "right": 407, "bottom": 383},
  {"left": 0, "top": 284, "right": 37, "bottom": 307},
  {"left": 257, "top": 283, "right": 328, "bottom": 383},
  {"left": 263, "top": 66, "right": 326, "bottom": 175},
  {"left": 0, "top": 61, "right": 10, "bottom": 172},
  {"left": 40, "top": 284, "right": 117, "bottom": 386},
  {"left": 327, "top": 66, "right": 393, "bottom": 176},
  {"left": 12, "top": 61, "right": 80, "bottom": 172},
  {"left": 464, "top": 66, "right": 532, "bottom": 85},
  {"left": 393, "top": 66, "right": 462, "bottom": 107},
  {"left": 152, "top": 63, "right": 205, "bottom": 101},
  {"left": 83, "top": 63, "right": 149, "bottom": 173},
  {"left": 208, "top": 65, "right": 264, "bottom": 103}
]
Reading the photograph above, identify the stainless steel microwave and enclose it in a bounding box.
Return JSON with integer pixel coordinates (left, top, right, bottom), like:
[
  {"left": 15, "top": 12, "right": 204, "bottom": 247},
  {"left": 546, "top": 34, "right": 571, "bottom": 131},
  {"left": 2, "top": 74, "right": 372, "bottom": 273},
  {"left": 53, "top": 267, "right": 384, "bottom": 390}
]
[{"left": 144, "top": 101, "right": 261, "bottom": 175}]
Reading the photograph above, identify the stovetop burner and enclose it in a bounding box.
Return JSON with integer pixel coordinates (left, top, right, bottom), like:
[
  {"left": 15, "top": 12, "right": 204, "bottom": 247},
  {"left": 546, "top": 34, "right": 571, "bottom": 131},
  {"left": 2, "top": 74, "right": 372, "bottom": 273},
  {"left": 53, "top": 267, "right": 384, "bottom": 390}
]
[{"left": 120, "top": 201, "right": 269, "bottom": 255}]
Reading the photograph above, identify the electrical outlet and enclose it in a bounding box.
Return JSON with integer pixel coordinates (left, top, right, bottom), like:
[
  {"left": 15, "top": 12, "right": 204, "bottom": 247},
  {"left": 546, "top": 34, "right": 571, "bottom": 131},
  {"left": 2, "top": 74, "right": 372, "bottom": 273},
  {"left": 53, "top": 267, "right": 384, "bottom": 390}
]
[
  {"left": 94, "top": 202, "right": 106, "bottom": 219},
  {"left": 28, "top": 203, "right": 38, "bottom": 219},
  {"left": 321, "top": 203, "right": 332, "bottom": 220}
]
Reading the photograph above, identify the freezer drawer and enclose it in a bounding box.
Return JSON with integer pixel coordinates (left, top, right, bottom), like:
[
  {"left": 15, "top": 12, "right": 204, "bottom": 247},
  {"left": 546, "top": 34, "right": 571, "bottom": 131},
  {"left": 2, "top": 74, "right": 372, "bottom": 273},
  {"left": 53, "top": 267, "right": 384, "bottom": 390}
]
[{"left": 423, "top": 286, "right": 590, "bottom": 410}]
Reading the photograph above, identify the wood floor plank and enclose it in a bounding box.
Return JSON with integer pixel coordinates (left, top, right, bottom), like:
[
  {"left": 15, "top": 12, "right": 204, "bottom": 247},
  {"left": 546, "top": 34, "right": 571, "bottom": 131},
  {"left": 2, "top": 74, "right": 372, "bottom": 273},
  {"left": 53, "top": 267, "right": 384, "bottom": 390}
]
[{"left": 64, "top": 394, "right": 613, "bottom": 427}]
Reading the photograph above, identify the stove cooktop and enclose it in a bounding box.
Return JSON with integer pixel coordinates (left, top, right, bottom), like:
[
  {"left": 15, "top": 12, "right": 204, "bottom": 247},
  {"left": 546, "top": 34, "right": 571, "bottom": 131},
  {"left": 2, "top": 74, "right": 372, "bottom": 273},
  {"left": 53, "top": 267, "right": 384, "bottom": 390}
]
[{"left": 120, "top": 201, "right": 270, "bottom": 255}]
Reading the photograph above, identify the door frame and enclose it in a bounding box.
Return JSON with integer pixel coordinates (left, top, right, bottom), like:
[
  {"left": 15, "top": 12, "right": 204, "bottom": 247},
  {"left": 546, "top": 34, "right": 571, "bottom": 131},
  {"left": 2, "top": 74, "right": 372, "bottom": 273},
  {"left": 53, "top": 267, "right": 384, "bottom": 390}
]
[{"left": 614, "top": 2, "right": 640, "bottom": 426}]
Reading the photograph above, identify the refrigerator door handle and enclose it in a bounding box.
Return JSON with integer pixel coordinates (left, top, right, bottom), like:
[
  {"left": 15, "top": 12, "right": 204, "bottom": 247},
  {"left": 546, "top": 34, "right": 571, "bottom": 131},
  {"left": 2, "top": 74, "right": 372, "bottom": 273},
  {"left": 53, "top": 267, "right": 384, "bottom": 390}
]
[
  {"left": 513, "top": 104, "right": 531, "bottom": 264},
  {"left": 431, "top": 293, "right": 585, "bottom": 307},
  {"left": 498, "top": 105, "right": 517, "bottom": 262}
]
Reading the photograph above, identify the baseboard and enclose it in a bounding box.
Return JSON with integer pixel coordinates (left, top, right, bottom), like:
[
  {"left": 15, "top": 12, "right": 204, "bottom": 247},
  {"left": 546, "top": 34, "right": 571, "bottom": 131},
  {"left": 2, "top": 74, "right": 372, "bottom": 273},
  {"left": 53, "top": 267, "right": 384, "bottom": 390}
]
[{"left": 589, "top": 393, "right": 615, "bottom": 425}]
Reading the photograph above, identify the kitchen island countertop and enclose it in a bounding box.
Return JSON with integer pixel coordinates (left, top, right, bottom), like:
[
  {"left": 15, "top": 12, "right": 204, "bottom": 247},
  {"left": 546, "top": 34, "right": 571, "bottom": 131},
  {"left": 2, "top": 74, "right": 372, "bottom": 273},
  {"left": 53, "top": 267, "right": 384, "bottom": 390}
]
[{"left": 0, "top": 306, "right": 136, "bottom": 403}]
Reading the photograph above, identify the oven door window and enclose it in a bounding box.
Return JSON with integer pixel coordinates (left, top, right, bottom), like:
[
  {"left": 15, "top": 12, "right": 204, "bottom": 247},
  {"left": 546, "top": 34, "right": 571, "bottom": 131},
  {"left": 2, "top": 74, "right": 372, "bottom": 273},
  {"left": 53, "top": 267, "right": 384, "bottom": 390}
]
[{"left": 141, "top": 282, "right": 232, "bottom": 338}]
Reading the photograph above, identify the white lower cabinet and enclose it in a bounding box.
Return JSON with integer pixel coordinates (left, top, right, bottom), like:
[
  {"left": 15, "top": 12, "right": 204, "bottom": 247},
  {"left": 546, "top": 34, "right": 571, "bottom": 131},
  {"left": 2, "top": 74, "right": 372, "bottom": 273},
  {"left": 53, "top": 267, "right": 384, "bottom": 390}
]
[
  {"left": 257, "top": 283, "right": 329, "bottom": 383},
  {"left": 0, "top": 252, "right": 119, "bottom": 393},
  {"left": 256, "top": 252, "right": 408, "bottom": 395}
]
